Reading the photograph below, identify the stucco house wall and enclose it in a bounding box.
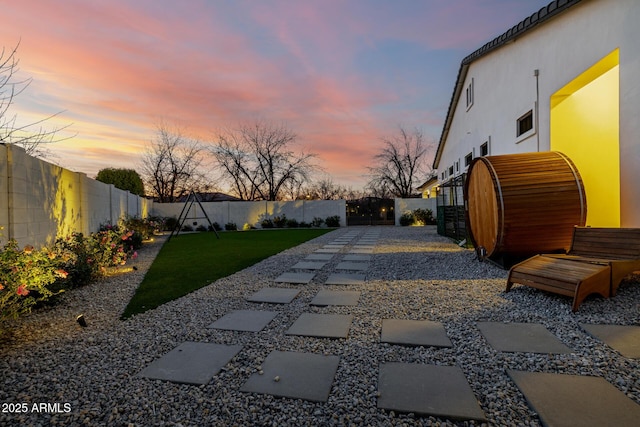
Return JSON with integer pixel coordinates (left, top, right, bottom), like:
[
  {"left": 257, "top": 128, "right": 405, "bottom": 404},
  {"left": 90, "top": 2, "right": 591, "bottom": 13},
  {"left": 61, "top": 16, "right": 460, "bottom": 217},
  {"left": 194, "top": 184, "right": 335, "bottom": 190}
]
[{"left": 434, "top": 0, "right": 640, "bottom": 227}]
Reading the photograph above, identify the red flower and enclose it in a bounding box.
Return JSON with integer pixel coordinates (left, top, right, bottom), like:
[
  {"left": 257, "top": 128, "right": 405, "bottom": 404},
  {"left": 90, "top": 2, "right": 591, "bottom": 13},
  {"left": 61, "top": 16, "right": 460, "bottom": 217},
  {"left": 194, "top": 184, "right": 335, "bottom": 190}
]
[
  {"left": 55, "top": 269, "right": 69, "bottom": 279},
  {"left": 16, "top": 284, "right": 29, "bottom": 296},
  {"left": 131, "top": 251, "right": 138, "bottom": 260},
  {"left": 0, "top": 283, "right": 4, "bottom": 291}
]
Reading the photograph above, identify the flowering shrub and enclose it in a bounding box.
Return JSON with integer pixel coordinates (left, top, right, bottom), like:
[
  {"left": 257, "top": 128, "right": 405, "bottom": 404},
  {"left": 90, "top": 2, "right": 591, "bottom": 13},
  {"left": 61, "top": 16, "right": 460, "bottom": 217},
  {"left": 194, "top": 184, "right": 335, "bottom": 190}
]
[
  {"left": 122, "top": 216, "right": 161, "bottom": 241},
  {"left": 0, "top": 239, "right": 66, "bottom": 322},
  {"left": 1, "top": 222, "right": 141, "bottom": 331}
]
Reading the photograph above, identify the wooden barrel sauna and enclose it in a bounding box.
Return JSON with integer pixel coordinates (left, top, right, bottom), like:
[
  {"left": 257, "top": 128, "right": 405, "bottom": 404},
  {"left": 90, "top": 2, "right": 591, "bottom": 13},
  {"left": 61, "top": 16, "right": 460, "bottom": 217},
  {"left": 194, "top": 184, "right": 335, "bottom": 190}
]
[{"left": 463, "top": 151, "right": 586, "bottom": 263}]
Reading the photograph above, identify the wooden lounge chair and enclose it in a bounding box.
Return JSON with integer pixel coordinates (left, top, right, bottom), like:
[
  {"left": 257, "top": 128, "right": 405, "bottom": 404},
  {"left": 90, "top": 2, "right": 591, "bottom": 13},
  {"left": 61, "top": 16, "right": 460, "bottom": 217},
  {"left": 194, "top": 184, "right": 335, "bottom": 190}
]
[{"left": 506, "top": 227, "right": 640, "bottom": 311}]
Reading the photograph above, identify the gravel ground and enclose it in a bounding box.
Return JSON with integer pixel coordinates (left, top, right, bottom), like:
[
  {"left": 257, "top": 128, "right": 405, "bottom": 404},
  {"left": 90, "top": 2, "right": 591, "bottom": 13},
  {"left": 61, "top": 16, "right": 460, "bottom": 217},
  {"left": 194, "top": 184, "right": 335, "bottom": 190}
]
[{"left": 1, "top": 226, "right": 638, "bottom": 426}]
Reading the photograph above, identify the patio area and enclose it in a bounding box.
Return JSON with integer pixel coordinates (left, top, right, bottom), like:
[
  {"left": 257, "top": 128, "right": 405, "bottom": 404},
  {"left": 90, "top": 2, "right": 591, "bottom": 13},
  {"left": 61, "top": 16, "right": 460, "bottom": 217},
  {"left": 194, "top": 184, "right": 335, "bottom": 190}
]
[{"left": 1, "top": 226, "right": 638, "bottom": 426}]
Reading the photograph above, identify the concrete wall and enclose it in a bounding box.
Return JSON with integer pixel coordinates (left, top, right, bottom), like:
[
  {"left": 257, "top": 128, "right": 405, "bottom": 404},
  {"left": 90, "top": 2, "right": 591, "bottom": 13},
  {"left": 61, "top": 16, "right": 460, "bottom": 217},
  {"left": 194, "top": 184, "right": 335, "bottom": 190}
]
[
  {"left": 152, "top": 199, "right": 347, "bottom": 229},
  {"left": 0, "top": 144, "right": 152, "bottom": 247},
  {"left": 436, "top": 0, "right": 640, "bottom": 227},
  {"left": 394, "top": 198, "right": 437, "bottom": 226}
]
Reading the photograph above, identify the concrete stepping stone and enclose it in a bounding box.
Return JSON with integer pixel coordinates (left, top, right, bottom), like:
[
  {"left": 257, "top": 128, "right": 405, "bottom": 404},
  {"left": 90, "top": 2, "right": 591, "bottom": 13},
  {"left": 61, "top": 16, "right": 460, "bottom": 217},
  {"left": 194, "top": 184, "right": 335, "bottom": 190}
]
[
  {"left": 335, "top": 261, "right": 369, "bottom": 271},
  {"left": 305, "top": 253, "right": 334, "bottom": 261},
  {"left": 508, "top": 370, "right": 640, "bottom": 426},
  {"left": 138, "top": 342, "right": 242, "bottom": 385},
  {"left": 477, "top": 322, "right": 572, "bottom": 354},
  {"left": 286, "top": 313, "right": 353, "bottom": 338},
  {"left": 580, "top": 323, "right": 640, "bottom": 358},
  {"left": 323, "top": 244, "right": 345, "bottom": 249},
  {"left": 291, "top": 261, "right": 326, "bottom": 270},
  {"left": 247, "top": 288, "right": 300, "bottom": 304},
  {"left": 241, "top": 351, "right": 340, "bottom": 402},
  {"left": 315, "top": 248, "right": 341, "bottom": 253},
  {"left": 343, "top": 254, "right": 372, "bottom": 262},
  {"left": 310, "top": 290, "right": 361, "bottom": 306},
  {"left": 378, "top": 363, "right": 486, "bottom": 422},
  {"left": 325, "top": 273, "right": 366, "bottom": 285},
  {"left": 381, "top": 319, "right": 452, "bottom": 348},
  {"left": 348, "top": 248, "right": 374, "bottom": 254},
  {"left": 208, "top": 310, "right": 277, "bottom": 332},
  {"left": 274, "top": 271, "right": 315, "bottom": 284}
]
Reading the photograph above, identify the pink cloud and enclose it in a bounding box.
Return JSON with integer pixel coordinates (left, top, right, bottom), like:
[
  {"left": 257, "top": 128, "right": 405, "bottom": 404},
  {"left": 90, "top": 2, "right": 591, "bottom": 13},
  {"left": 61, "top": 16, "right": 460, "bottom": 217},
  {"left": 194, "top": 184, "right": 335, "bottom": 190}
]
[{"left": 0, "top": 0, "right": 544, "bottom": 189}]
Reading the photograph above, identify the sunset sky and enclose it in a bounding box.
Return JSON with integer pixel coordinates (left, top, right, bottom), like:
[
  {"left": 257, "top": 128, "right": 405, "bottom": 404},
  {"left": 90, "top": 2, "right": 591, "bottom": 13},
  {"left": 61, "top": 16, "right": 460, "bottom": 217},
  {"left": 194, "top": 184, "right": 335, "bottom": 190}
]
[{"left": 2, "top": 0, "right": 551, "bottom": 190}]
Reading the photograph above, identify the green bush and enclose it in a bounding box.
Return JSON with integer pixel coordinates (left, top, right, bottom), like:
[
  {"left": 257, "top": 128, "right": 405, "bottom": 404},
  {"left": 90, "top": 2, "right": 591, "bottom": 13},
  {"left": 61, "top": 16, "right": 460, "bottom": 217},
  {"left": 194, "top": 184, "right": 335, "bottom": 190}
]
[
  {"left": 1, "top": 223, "right": 140, "bottom": 333},
  {"left": 261, "top": 218, "right": 274, "bottom": 229},
  {"left": 123, "top": 216, "right": 159, "bottom": 241},
  {"left": 0, "top": 239, "right": 65, "bottom": 323},
  {"left": 163, "top": 216, "right": 180, "bottom": 232},
  {"left": 399, "top": 212, "right": 414, "bottom": 226},
  {"left": 311, "top": 217, "right": 324, "bottom": 227},
  {"left": 286, "top": 218, "right": 299, "bottom": 228},
  {"left": 325, "top": 215, "right": 341, "bottom": 227},
  {"left": 413, "top": 208, "right": 435, "bottom": 225},
  {"left": 273, "top": 215, "right": 287, "bottom": 228},
  {"left": 299, "top": 221, "right": 310, "bottom": 228},
  {"left": 400, "top": 208, "right": 435, "bottom": 226},
  {"left": 225, "top": 222, "right": 238, "bottom": 231}
]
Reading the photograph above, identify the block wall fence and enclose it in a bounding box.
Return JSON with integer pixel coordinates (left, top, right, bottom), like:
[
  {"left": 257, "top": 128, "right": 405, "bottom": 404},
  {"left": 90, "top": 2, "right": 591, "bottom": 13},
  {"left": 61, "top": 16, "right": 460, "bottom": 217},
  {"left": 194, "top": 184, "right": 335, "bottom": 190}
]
[
  {"left": 152, "top": 199, "right": 346, "bottom": 230},
  {"left": 1, "top": 144, "right": 437, "bottom": 248},
  {"left": 0, "top": 144, "right": 152, "bottom": 248}
]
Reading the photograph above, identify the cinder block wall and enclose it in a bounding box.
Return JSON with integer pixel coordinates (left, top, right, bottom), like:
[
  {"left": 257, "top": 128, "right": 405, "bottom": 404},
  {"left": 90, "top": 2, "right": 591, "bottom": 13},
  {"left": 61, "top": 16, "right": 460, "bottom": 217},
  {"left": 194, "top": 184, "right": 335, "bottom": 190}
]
[
  {"left": 152, "top": 199, "right": 347, "bottom": 229},
  {"left": 0, "top": 144, "right": 152, "bottom": 248}
]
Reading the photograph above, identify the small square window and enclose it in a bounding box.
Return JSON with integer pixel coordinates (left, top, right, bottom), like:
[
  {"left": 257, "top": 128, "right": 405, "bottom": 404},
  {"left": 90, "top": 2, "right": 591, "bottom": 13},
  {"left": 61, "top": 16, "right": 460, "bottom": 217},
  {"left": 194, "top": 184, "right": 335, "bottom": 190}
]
[
  {"left": 448, "top": 166, "right": 454, "bottom": 176},
  {"left": 480, "top": 142, "right": 489, "bottom": 156},
  {"left": 464, "top": 153, "right": 473, "bottom": 167},
  {"left": 517, "top": 110, "right": 533, "bottom": 137}
]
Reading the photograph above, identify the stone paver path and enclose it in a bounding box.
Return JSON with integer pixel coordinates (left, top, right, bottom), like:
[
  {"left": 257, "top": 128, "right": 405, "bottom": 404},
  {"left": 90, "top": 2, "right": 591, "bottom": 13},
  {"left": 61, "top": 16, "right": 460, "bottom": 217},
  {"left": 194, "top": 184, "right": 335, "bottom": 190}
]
[{"left": 138, "top": 227, "right": 640, "bottom": 424}]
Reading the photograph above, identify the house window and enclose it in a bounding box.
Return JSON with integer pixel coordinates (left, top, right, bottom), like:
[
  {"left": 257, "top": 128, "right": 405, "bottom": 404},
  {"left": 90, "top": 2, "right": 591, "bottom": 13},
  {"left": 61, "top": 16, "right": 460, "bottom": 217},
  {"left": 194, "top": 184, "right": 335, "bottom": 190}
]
[
  {"left": 466, "top": 78, "right": 474, "bottom": 110},
  {"left": 448, "top": 165, "right": 454, "bottom": 176},
  {"left": 480, "top": 141, "right": 489, "bottom": 156},
  {"left": 464, "top": 153, "right": 473, "bottom": 167},
  {"left": 517, "top": 110, "right": 534, "bottom": 137},
  {"left": 455, "top": 161, "right": 460, "bottom": 173}
]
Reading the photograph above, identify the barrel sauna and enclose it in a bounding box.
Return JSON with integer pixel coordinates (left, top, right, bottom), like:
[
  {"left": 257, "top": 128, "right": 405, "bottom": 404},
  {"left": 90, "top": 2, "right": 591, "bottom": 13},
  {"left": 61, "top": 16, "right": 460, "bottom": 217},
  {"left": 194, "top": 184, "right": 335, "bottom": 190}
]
[{"left": 463, "top": 151, "right": 586, "bottom": 266}]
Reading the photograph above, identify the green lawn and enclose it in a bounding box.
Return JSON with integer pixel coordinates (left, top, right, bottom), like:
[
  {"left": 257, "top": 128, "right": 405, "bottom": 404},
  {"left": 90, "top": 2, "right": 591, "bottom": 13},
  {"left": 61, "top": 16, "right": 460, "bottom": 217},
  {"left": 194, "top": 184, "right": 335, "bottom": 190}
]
[{"left": 121, "top": 229, "right": 331, "bottom": 318}]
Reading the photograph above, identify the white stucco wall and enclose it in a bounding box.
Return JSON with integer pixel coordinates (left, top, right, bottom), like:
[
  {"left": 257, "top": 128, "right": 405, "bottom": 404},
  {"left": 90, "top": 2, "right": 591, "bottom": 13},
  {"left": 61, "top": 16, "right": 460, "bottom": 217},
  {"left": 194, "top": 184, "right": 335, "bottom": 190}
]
[
  {"left": 0, "top": 144, "right": 152, "bottom": 247},
  {"left": 436, "top": 0, "right": 640, "bottom": 226},
  {"left": 152, "top": 199, "right": 347, "bottom": 229}
]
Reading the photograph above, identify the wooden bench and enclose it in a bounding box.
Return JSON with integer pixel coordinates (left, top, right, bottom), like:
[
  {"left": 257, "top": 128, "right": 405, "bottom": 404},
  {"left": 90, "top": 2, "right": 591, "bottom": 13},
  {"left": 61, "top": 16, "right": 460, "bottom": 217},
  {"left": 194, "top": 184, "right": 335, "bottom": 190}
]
[{"left": 506, "top": 227, "right": 640, "bottom": 311}]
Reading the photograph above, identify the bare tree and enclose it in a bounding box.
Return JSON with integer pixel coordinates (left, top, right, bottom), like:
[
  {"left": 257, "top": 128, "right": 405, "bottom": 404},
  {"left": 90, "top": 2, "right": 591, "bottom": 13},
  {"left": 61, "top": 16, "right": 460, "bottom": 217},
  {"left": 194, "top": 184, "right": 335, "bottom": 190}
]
[
  {"left": 0, "top": 42, "right": 72, "bottom": 158},
  {"left": 140, "top": 123, "right": 205, "bottom": 202},
  {"left": 367, "top": 126, "right": 433, "bottom": 198},
  {"left": 211, "top": 120, "right": 317, "bottom": 201},
  {"left": 303, "top": 176, "right": 349, "bottom": 200}
]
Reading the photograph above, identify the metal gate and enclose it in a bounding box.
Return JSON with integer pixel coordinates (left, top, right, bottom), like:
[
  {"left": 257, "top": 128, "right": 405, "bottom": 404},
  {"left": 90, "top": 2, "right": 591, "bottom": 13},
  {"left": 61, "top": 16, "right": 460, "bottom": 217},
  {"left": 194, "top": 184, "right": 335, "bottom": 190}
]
[
  {"left": 346, "top": 197, "right": 395, "bottom": 226},
  {"left": 436, "top": 175, "right": 468, "bottom": 241}
]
